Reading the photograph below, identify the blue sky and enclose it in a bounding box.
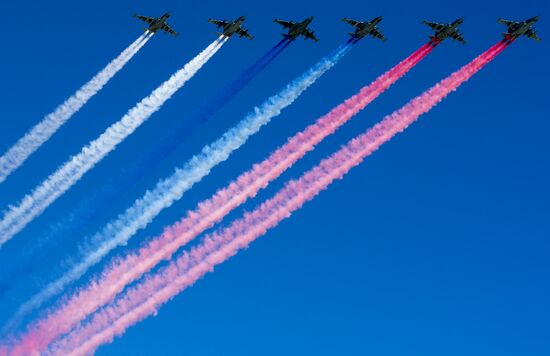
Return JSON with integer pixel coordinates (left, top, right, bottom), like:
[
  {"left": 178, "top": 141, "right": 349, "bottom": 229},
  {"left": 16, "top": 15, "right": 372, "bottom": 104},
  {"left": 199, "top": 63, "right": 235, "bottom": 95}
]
[{"left": 0, "top": 0, "right": 548, "bottom": 354}]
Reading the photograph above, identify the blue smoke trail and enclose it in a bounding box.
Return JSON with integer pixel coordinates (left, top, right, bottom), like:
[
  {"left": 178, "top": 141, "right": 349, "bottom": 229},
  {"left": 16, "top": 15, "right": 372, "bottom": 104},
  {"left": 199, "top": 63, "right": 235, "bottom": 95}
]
[
  {"left": 3, "top": 42, "right": 356, "bottom": 332},
  {"left": 0, "top": 40, "right": 291, "bottom": 298}
]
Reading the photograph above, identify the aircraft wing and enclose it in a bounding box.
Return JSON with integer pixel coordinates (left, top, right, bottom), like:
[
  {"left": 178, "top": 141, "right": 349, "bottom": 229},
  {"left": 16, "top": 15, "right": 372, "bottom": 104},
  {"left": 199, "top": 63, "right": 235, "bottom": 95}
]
[
  {"left": 342, "top": 18, "right": 363, "bottom": 27},
  {"left": 135, "top": 14, "right": 156, "bottom": 25},
  {"left": 370, "top": 16, "right": 383, "bottom": 26},
  {"left": 497, "top": 18, "right": 517, "bottom": 27},
  {"left": 422, "top": 21, "right": 445, "bottom": 31},
  {"left": 304, "top": 29, "right": 319, "bottom": 42},
  {"left": 274, "top": 19, "right": 295, "bottom": 29},
  {"left": 450, "top": 31, "right": 466, "bottom": 44},
  {"left": 208, "top": 19, "right": 229, "bottom": 28},
  {"left": 161, "top": 23, "right": 178, "bottom": 36},
  {"left": 371, "top": 28, "right": 387, "bottom": 42},
  {"left": 237, "top": 28, "right": 254, "bottom": 40}
]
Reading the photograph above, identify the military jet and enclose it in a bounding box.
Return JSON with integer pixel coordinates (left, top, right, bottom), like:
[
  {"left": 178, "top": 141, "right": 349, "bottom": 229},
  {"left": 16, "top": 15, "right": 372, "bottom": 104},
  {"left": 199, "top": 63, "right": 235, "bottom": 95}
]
[
  {"left": 134, "top": 12, "right": 177, "bottom": 36},
  {"left": 342, "top": 16, "right": 386, "bottom": 42},
  {"left": 274, "top": 17, "right": 319, "bottom": 42},
  {"left": 422, "top": 18, "right": 466, "bottom": 44},
  {"left": 498, "top": 16, "right": 540, "bottom": 42},
  {"left": 208, "top": 16, "right": 253, "bottom": 40}
]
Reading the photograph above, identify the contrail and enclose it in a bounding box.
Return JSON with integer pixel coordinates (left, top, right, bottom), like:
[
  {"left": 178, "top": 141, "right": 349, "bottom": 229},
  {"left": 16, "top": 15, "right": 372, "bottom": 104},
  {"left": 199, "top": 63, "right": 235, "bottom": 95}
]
[
  {"left": 46, "top": 40, "right": 509, "bottom": 355},
  {"left": 0, "top": 36, "right": 227, "bottom": 246},
  {"left": 0, "top": 32, "right": 152, "bottom": 184},
  {"left": 10, "top": 39, "right": 429, "bottom": 352},
  {"left": 6, "top": 42, "right": 353, "bottom": 344},
  {"left": 0, "top": 40, "right": 292, "bottom": 295}
]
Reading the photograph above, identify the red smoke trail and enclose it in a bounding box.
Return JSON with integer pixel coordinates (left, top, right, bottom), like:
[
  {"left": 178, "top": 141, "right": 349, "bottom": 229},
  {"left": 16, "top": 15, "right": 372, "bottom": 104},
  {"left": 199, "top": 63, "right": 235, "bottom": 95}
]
[
  {"left": 11, "top": 43, "right": 435, "bottom": 354},
  {"left": 50, "top": 41, "right": 508, "bottom": 355}
]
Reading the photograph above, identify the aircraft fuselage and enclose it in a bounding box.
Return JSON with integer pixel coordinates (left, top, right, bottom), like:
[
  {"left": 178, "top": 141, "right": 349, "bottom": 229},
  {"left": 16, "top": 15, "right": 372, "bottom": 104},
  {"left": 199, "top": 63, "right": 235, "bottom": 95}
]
[
  {"left": 222, "top": 18, "right": 246, "bottom": 36},
  {"left": 508, "top": 17, "right": 538, "bottom": 38},
  {"left": 354, "top": 23, "right": 377, "bottom": 39},
  {"left": 433, "top": 19, "right": 463, "bottom": 41},
  {"left": 287, "top": 18, "right": 313, "bottom": 39},
  {"left": 148, "top": 13, "right": 170, "bottom": 33}
]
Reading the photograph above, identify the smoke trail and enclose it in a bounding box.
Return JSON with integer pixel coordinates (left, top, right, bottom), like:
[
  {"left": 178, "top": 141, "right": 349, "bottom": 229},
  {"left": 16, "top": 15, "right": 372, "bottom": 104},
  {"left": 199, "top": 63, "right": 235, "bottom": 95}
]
[
  {"left": 6, "top": 42, "right": 352, "bottom": 345},
  {"left": 10, "top": 39, "right": 427, "bottom": 352},
  {"left": 48, "top": 41, "right": 508, "bottom": 355},
  {"left": 0, "top": 40, "right": 292, "bottom": 296},
  {"left": 0, "top": 33, "right": 152, "bottom": 184},
  {"left": 0, "top": 37, "right": 227, "bottom": 246}
]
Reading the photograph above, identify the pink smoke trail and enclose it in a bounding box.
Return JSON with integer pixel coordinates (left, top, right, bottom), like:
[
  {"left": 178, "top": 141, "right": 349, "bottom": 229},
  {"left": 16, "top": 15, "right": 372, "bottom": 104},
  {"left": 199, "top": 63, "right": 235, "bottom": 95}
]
[
  {"left": 50, "top": 41, "right": 509, "bottom": 355},
  {"left": 10, "top": 43, "right": 435, "bottom": 354}
]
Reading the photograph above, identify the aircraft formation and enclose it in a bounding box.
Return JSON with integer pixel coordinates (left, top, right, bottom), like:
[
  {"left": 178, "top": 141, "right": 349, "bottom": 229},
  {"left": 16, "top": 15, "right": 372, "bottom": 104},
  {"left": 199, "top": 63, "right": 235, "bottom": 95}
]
[
  {"left": 134, "top": 12, "right": 541, "bottom": 43},
  {"left": 0, "top": 9, "right": 541, "bottom": 355}
]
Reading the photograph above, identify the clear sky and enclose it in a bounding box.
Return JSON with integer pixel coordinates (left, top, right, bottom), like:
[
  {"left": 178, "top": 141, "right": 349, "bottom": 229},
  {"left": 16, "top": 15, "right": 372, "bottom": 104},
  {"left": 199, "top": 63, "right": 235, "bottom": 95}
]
[{"left": 0, "top": 0, "right": 548, "bottom": 354}]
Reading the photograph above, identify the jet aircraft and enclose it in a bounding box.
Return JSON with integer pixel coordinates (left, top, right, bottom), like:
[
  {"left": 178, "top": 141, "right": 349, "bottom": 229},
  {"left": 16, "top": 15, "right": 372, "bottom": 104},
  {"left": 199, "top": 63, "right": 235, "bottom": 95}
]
[
  {"left": 134, "top": 12, "right": 177, "bottom": 36},
  {"left": 274, "top": 17, "right": 319, "bottom": 42},
  {"left": 208, "top": 16, "right": 253, "bottom": 40},
  {"left": 422, "top": 18, "right": 466, "bottom": 44},
  {"left": 498, "top": 16, "right": 540, "bottom": 42},
  {"left": 342, "top": 16, "right": 386, "bottom": 42}
]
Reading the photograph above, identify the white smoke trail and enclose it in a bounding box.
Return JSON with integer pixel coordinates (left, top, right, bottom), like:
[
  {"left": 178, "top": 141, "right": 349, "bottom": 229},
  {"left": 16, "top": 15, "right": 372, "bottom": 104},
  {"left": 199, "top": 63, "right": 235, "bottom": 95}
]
[
  {"left": 7, "top": 44, "right": 351, "bottom": 329},
  {"left": 0, "top": 32, "right": 152, "bottom": 184},
  {"left": 0, "top": 37, "right": 227, "bottom": 247}
]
